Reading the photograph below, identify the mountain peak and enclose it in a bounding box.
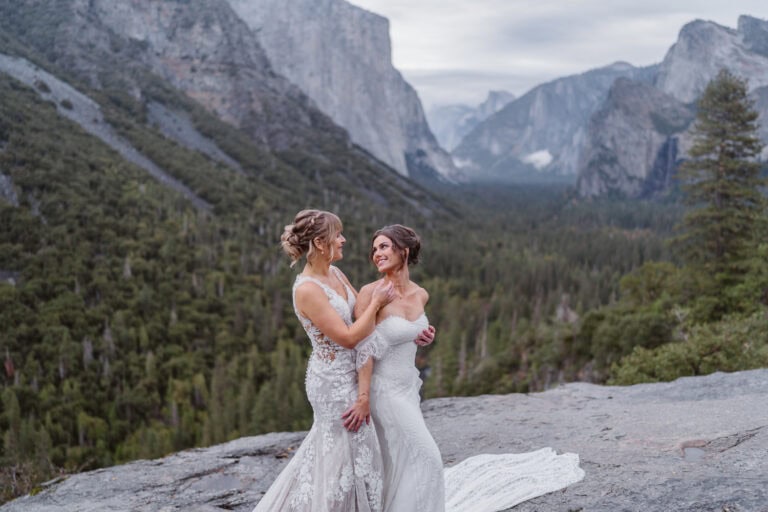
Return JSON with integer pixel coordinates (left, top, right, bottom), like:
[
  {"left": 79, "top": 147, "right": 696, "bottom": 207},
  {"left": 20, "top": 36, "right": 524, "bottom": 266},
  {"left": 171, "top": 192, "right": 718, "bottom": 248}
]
[
  {"left": 738, "top": 14, "right": 768, "bottom": 28},
  {"left": 738, "top": 15, "right": 768, "bottom": 57},
  {"left": 452, "top": 61, "right": 653, "bottom": 183},
  {"left": 477, "top": 90, "right": 515, "bottom": 117},
  {"left": 678, "top": 18, "right": 733, "bottom": 36},
  {"left": 427, "top": 90, "right": 515, "bottom": 151},
  {"left": 656, "top": 15, "right": 768, "bottom": 103},
  {"left": 605, "top": 61, "right": 635, "bottom": 72}
]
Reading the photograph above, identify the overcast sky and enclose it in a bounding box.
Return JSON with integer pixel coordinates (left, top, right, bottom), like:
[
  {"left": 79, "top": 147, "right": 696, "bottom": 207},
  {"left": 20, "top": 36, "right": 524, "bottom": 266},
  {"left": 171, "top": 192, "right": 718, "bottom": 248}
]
[{"left": 349, "top": 1, "right": 767, "bottom": 110}]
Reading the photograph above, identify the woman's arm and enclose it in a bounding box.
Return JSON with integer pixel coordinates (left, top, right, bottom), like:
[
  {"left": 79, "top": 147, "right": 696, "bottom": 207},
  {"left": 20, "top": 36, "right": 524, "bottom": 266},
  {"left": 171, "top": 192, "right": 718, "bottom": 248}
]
[
  {"left": 295, "top": 280, "right": 394, "bottom": 349},
  {"left": 341, "top": 358, "right": 373, "bottom": 432},
  {"left": 354, "top": 282, "right": 376, "bottom": 321}
]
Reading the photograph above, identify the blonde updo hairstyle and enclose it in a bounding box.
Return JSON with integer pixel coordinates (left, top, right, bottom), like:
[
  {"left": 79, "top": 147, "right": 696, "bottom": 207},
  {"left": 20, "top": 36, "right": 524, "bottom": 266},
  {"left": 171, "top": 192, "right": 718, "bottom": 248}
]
[{"left": 281, "top": 209, "right": 343, "bottom": 267}]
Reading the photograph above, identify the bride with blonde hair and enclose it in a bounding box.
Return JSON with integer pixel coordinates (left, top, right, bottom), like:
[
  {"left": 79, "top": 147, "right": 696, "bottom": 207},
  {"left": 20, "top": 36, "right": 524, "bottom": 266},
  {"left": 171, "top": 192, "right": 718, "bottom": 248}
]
[{"left": 252, "top": 209, "right": 396, "bottom": 512}]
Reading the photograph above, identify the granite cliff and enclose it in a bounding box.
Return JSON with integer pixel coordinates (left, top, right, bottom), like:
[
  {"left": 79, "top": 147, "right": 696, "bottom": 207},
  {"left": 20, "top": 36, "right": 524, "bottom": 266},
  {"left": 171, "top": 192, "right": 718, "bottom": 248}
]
[
  {"left": 575, "top": 15, "right": 768, "bottom": 197},
  {"left": 0, "top": 0, "right": 447, "bottom": 215},
  {"left": 577, "top": 78, "right": 695, "bottom": 198},
  {"left": 3, "top": 0, "right": 341, "bottom": 150},
  {"left": 753, "top": 84, "right": 768, "bottom": 147},
  {"left": 228, "top": 0, "right": 460, "bottom": 182},
  {"left": 656, "top": 16, "right": 768, "bottom": 104},
  {"left": 4, "top": 369, "right": 767, "bottom": 511}
]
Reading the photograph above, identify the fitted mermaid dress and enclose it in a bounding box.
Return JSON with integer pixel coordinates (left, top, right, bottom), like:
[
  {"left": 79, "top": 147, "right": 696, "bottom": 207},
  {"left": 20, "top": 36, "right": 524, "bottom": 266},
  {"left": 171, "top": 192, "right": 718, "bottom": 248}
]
[
  {"left": 366, "top": 313, "right": 444, "bottom": 512},
  {"left": 252, "top": 269, "right": 383, "bottom": 512},
  {"left": 357, "top": 312, "right": 585, "bottom": 512}
]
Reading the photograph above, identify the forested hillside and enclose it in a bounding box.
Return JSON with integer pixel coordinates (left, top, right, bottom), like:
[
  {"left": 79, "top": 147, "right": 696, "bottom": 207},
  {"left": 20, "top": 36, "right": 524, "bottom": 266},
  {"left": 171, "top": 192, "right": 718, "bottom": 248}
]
[
  {"left": 2, "top": 2, "right": 768, "bottom": 505},
  {"left": 0, "top": 58, "right": 680, "bottom": 499},
  {"left": 0, "top": 31, "right": 444, "bottom": 498},
  {"left": 0, "top": 66, "right": 678, "bottom": 494},
  {"left": 3, "top": 66, "right": 767, "bottom": 501}
]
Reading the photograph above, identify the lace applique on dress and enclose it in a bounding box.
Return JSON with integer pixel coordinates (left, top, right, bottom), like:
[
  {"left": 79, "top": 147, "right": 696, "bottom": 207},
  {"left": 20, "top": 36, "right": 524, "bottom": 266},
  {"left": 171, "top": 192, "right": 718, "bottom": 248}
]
[
  {"left": 293, "top": 267, "right": 353, "bottom": 365},
  {"left": 355, "top": 331, "right": 388, "bottom": 370}
]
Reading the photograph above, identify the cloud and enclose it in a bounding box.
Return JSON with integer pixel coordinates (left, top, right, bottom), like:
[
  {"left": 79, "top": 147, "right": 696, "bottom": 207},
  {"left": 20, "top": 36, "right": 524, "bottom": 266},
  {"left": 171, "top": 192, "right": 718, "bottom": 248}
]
[
  {"left": 406, "top": 69, "right": 536, "bottom": 110},
  {"left": 522, "top": 150, "right": 553, "bottom": 170},
  {"left": 350, "top": 0, "right": 767, "bottom": 107}
]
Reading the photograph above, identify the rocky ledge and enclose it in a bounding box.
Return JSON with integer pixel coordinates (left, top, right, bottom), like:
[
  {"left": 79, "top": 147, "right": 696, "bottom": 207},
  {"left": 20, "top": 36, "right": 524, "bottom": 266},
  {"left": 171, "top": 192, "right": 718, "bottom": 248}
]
[{"left": 4, "top": 369, "right": 767, "bottom": 512}]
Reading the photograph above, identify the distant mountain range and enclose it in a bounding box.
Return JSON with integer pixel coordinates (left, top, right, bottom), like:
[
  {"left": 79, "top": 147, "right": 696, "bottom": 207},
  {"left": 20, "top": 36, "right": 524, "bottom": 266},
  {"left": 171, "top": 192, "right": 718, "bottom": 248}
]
[
  {"left": 578, "top": 15, "right": 768, "bottom": 198},
  {"left": 451, "top": 62, "right": 657, "bottom": 184},
  {"left": 445, "top": 15, "right": 768, "bottom": 197},
  {"left": 427, "top": 90, "right": 515, "bottom": 151},
  {"left": 1, "top": 1, "right": 766, "bottom": 200}
]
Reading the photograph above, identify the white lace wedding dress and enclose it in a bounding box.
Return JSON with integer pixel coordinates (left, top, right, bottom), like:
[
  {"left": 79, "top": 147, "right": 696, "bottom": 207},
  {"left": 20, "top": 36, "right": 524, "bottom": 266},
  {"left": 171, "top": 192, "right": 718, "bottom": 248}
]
[
  {"left": 253, "top": 269, "right": 384, "bottom": 512},
  {"left": 357, "top": 313, "right": 585, "bottom": 512}
]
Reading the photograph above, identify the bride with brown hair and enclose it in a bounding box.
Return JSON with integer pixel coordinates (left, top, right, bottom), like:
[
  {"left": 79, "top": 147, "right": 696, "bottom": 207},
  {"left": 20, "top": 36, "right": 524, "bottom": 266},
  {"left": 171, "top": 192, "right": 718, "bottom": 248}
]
[
  {"left": 354, "top": 224, "right": 444, "bottom": 511},
  {"left": 252, "top": 209, "right": 397, "bottom": 512},
  {"left": 354, "top": 224, "right": 585, "bottom": 512}
]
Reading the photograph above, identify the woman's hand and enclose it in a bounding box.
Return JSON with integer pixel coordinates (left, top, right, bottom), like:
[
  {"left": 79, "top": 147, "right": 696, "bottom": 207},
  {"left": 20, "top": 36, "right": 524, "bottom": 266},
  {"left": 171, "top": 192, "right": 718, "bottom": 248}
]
[
  {"left": 371, "top": 281, "right": 396, "bottom": 310},
  {"left": 341, "top": 394, "right": 371, "bottom": 432},
  {"left": 414, "top": 324, "right": 436, "bottom": 346}
]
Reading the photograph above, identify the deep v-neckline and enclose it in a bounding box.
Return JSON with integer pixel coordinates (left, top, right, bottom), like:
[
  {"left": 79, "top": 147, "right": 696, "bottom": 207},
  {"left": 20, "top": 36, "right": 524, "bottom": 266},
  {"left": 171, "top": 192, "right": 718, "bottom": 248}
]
[{"left": 300, "top": 267, "right": 351, "bottom": 304}]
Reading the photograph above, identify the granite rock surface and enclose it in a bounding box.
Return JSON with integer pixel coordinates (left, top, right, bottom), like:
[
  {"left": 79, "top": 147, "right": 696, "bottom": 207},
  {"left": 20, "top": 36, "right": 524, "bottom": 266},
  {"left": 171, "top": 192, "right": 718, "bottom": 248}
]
[{"left": 3, "top": 369, "right": 767, "bottom": 512}]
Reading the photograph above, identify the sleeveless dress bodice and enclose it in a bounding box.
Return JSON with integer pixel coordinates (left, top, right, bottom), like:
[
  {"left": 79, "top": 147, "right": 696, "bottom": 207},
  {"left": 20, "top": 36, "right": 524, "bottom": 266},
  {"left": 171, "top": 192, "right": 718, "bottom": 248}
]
[{"left": 295, "top": 273, "right": 360, "bottom": 415}]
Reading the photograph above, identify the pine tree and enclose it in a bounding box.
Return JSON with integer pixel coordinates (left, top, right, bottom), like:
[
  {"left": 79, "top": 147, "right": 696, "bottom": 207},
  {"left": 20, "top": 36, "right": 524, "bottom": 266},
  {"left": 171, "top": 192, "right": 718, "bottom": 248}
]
[{"left": 675, "top": 69, "right": 766, "bottom": 291}]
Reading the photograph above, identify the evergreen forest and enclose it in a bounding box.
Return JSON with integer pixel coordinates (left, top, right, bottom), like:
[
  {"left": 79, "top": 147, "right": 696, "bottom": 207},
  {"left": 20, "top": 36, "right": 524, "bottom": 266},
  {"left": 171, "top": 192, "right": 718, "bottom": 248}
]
[{"left": 2, "top": 52, "right": 768, "bottom": 506}]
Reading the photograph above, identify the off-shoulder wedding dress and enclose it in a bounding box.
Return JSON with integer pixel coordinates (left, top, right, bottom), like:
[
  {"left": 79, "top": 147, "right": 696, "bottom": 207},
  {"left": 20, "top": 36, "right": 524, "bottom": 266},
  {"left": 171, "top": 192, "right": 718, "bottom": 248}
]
[
  {"left": 253, "top": 270, "right": 383, "bottom": 512},
  {"left": 358, "top": 313, "right": 585, "bottom": 512}
]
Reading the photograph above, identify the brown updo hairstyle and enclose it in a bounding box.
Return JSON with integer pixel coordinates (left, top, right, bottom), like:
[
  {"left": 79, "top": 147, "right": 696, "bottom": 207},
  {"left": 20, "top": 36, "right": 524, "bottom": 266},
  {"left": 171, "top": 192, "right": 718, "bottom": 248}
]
[
  {"left": 281, "top": 209, "right": 343, "bottom": 267},
  {"left": 370, "top": 224, "right": 421, "bottom": 267}
]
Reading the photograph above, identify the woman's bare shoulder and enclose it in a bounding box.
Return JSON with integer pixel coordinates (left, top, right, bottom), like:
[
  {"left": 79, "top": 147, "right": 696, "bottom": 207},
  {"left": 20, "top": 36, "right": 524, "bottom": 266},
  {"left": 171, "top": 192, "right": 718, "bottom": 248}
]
[
  {"left": 412, "top": 282, "right": 429, "bottom": 304},
  {"left": 294, "top": 279, "right": 325, "bottom": 299}
]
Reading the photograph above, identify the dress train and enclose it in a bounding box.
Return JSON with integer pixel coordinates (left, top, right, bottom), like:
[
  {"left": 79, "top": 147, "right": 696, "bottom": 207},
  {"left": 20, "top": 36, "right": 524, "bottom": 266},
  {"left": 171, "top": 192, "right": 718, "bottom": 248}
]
[{"left": 444, "top": 448, "right": 585, "bottom": 512}]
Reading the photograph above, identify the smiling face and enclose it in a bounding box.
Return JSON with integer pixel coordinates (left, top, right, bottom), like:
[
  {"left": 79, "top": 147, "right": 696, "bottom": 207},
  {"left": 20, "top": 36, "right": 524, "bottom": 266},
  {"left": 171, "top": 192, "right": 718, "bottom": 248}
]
[
  {"left": 369, "top": 225, "right": 421, "bottom": 270},
  {"left": 371, "top": 234, "right": 405, "bottom": 273}
]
